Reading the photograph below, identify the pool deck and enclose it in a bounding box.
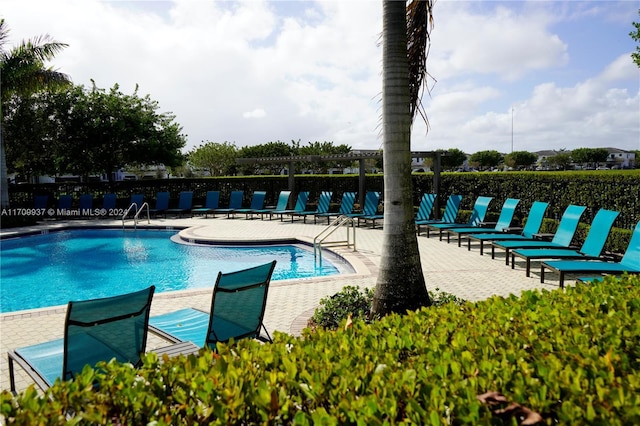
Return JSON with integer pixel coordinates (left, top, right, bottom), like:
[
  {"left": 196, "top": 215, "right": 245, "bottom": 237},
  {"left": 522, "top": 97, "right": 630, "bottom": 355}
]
[{"left": 1, "top": 215, "right": 568, "bottom": 393}]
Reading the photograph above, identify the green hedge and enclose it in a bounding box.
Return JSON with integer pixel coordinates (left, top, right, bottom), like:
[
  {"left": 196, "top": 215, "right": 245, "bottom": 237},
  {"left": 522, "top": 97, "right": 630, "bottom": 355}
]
[
  {"left": 9, "top": 171, "right": 639, "bottom": 228},
  {"left": 3, "top": 275, "right": 639, "bottom": 424}
]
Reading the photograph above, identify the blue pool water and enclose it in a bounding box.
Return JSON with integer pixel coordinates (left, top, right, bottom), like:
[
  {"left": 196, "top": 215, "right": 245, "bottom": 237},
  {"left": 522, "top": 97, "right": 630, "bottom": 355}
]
[{"left": 0, "top": 229, "right": 345, "bottom": 313}]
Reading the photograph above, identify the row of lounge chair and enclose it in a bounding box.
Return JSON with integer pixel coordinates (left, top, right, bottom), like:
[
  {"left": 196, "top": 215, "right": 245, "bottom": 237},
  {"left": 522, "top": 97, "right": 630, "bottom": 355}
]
[
  {"left": 33, "top": 190, "right": 379, "bottom": 221},
  {"left": 191, "top": 190, "right": 383, "bottom": 224},
  {"left": 35, "top": 192, "right": 195, "bottom": 218},
  {"left": 8, "top": 261, "right": 278, "bottom": 393},
  {"left": 418, "top": 194, "right": 640, "bottom": 288}
]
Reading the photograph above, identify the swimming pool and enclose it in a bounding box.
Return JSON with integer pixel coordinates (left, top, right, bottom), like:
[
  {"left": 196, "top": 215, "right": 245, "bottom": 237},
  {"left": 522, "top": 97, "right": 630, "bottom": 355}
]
[{"left": 0, "top": 229, "right": 347, "bottom": 313}]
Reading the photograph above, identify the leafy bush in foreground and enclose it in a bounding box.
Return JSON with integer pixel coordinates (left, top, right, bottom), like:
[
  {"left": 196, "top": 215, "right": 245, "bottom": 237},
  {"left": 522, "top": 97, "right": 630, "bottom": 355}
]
[{"left": 2, "top": 275, "right": 639, "bottom": 424}]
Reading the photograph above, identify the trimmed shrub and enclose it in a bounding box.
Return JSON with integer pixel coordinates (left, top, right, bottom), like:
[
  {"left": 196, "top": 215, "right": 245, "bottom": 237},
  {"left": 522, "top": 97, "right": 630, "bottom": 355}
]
[
  {"left": 310, "top": 285, "right": 374, "bottom": 329},
  {"left": 309, "top": 286, "right": 466, "bottom": 330},
  {"left": 2, "top": 275, "right": 640, "bottom": 424}
]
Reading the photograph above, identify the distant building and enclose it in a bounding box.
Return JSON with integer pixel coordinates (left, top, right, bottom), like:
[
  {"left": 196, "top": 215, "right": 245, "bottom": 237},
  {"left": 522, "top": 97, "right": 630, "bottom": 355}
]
[
  {"left": 534, "top": 147, "right": 635, "bottom": 170},
  {"left": 604, "top": 147, "right": 636, "bottom": 169}
]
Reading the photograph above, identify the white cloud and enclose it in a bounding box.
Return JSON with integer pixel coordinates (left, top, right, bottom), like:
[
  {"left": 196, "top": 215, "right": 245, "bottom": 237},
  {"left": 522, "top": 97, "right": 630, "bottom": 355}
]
[
  {"left": 599, "top": 53, "right": 638, "bottom": 82},
  {"left": 2, "top": 0, "right": 638, "bottom": 155},
  {"left": 431, "top": 3, "right": 568, "bottom": 81},
  {"left": 243, "top": 108, "right": 267, "bottom": 119}
]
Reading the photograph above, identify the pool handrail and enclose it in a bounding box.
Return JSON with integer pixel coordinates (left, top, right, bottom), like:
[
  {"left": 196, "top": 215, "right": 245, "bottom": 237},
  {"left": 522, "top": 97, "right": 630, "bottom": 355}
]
[{"left": 122, "top": 202, "right": 150, "bottom": 229}]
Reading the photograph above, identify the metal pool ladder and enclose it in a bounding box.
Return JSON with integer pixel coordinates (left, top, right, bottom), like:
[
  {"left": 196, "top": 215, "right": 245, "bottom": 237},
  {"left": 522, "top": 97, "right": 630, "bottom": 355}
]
[
  {"left": 314, "top": 215, "right": 356, "bottom": 266},
  {"left": 122, "top": 202, "right": 150, "bottom": 230}
]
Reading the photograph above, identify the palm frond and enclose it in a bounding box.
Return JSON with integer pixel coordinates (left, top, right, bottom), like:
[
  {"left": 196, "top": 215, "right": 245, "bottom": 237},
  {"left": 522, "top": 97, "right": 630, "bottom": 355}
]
[
  {"left": 1, "top": 30, "right": 71, "bottom": 99},
  {"left": 24, "top": 35, "right": 69, "bottom": 63},
  {"left": 0, "top": 19, "right": 9, "bottom": 50},
  {"left": 406, "top": 0, "right": 435, "bottom": 127}
]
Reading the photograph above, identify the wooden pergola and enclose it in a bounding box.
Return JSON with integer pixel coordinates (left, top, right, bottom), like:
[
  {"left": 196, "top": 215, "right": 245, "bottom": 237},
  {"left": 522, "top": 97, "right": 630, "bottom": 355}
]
[{"left": 237, "top": 151, "right": 446, "bottom": 209}]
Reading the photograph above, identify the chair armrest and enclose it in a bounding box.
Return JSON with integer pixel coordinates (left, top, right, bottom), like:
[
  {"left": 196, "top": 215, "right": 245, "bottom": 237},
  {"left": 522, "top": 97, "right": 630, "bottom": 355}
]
[
  {"left": 533, "top": 233, "right": 554, "bottom": 241},
  {"left": 154, "top": 341, "right": 200, "bottom": 361},
  {"left": 502, "top": 226, "right": 523, "bottom": 234},
  {"left": 478, "top": 221, "right": 497, "bottom": 228}
]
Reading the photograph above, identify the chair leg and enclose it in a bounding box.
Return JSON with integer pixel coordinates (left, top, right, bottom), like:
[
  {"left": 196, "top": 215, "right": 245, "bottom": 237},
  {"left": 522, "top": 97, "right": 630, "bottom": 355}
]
[
  {"left": 8, "top": 354, "right": 16, "bottom": 394},
  {"left": 260, "top": 324, "right": 273, "bottom": 343}
]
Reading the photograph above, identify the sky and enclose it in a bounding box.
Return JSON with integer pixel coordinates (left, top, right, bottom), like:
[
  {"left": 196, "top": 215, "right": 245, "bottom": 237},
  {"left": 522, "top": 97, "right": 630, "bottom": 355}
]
[{"left": 3, "top": 0, "right": 639, "bottom": 155}]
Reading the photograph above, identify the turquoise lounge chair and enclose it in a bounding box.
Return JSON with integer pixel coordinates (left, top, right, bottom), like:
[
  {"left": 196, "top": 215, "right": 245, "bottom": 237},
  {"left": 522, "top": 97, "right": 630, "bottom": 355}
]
[
  {"left": 250, "top": 191, "right": 291, "bottom": 220},
  {"left": 416, "top": 194, "right": 462, "bottom": 235},
  {"left": 415, "top": 193, "right": 437, "bottom": 221},
  {"left": 211, "top": 190, "right": 244, "bottom": 218},
  {"left": 461, "top": 201, "right": 549, "bottom": 255},
  {"left": 540, "top": 221, "right": 640, "bottom": 288},
  {"left": 232, "top": 191, "right": 267, "bottom": 219},
  {"left": 314, "top": 191, "right": 357, "bottom": 224},
  {"left": 102, "top": 193, "right": 116, "bottom": 209},
  {"left": 57, "top": 195, "right": 73, "bottom": 212},
  {"left": 33, "top": 195, "right": 49, "bottom": 217},
  {"left": 270, "top": 191, "right": 309, "bottom": 221},
  {"left": 358, "top": 194, "right": 436, "bottom": 229},
  {"left": 166, "top": 191, "right": 194, "bottom": 218},
  {"left": 34, "top": 195, "right": 49, "bottom": 210},
  {"left": 361, "top": 192, "right": 439, "bottom": 231},
  {"left": 577, "top": 275, "right": 618, "bottom": 284},
  {"left": 78, "top": 194, "right": 93, "bottom": 216},
  {"left": 98, "top": 194, "right": 117, "bottom": 218},
  {"left": 442, "top": 198, "right": 520, "bottom": 245},
  {"left": 424, "top": 196, "right": 494, "bottom": 240},
  {"left": 123, "top": 194, "right": 144, "bottom": 218},
  {"left": 345, "top": 191, "right": 380, "bottom": 223},
  {"left": 130, "top": 193, "right": 144, "bottom": 207},
  {"left": 149, "top": 191, "right": 170, "bottom": 218},
  {"left": 191, "top": 191, "right": 220, "bottom": 218},
  {"left": 149, "top": 261, "right": 277, "bottom": 348},
  {"left": 491, "top": 204, "right": 587, "bottom": 265},
  {"left": 510, "top": 209, "right": 620, "bottom": 276},
  {"left": 349, "top": 191, "right": 381, "bottom": 225},
  {"left": 288, "top": 191, "right": 332, "bottom": 223},
  {"left": 8, "top": 286, "right": 155, "bottom": 392}
]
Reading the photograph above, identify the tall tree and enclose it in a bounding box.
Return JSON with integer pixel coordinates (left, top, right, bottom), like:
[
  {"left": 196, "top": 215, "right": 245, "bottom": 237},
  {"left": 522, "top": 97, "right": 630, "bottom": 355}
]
[
  {"left": 298, "top": 140, "right": 352, "bottom": 173},
  {"left": 5, "top": 83, "right": 186, "bottom": 182},
  {"left": 0, "top": 19, "right": 71, "bottom": 207},
  {"left": 631, "top": 9, "right": 640, "bottom": 68},
  {"left": 470, "top": 150, "right": 503, "bottom": 170},
  {"left": 571, "top": 147, "right": 610, "bottom": 168},
  {"left": 187, "top": 141, "right": 238, "bottom": 176},
  {"left": 546, "top": 149, "right": 572, "bottom": 171},
  {"left": 238, "top": 141, "right": 294, "bottom": 175},
  {"left": 504, "top": 151, "right": 537, "bottom": 170},
  {"left": 371, "top": 0, "right": 434, "bottom": 317},
  {"left": 438, "top": 148, "right": 468, "bottom": 171}
]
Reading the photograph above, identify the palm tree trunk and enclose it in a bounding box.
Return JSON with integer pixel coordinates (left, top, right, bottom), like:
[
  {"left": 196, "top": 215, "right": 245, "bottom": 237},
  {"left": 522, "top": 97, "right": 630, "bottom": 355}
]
[
  {"left": 0, "top": 69, "right": 8, "bottom": 208},
  {"left": 371, "top": 0, "right": 430, "bottom": 317},
  {"left": 0, "top": 129, "right": 8, "bottom": 208}
]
